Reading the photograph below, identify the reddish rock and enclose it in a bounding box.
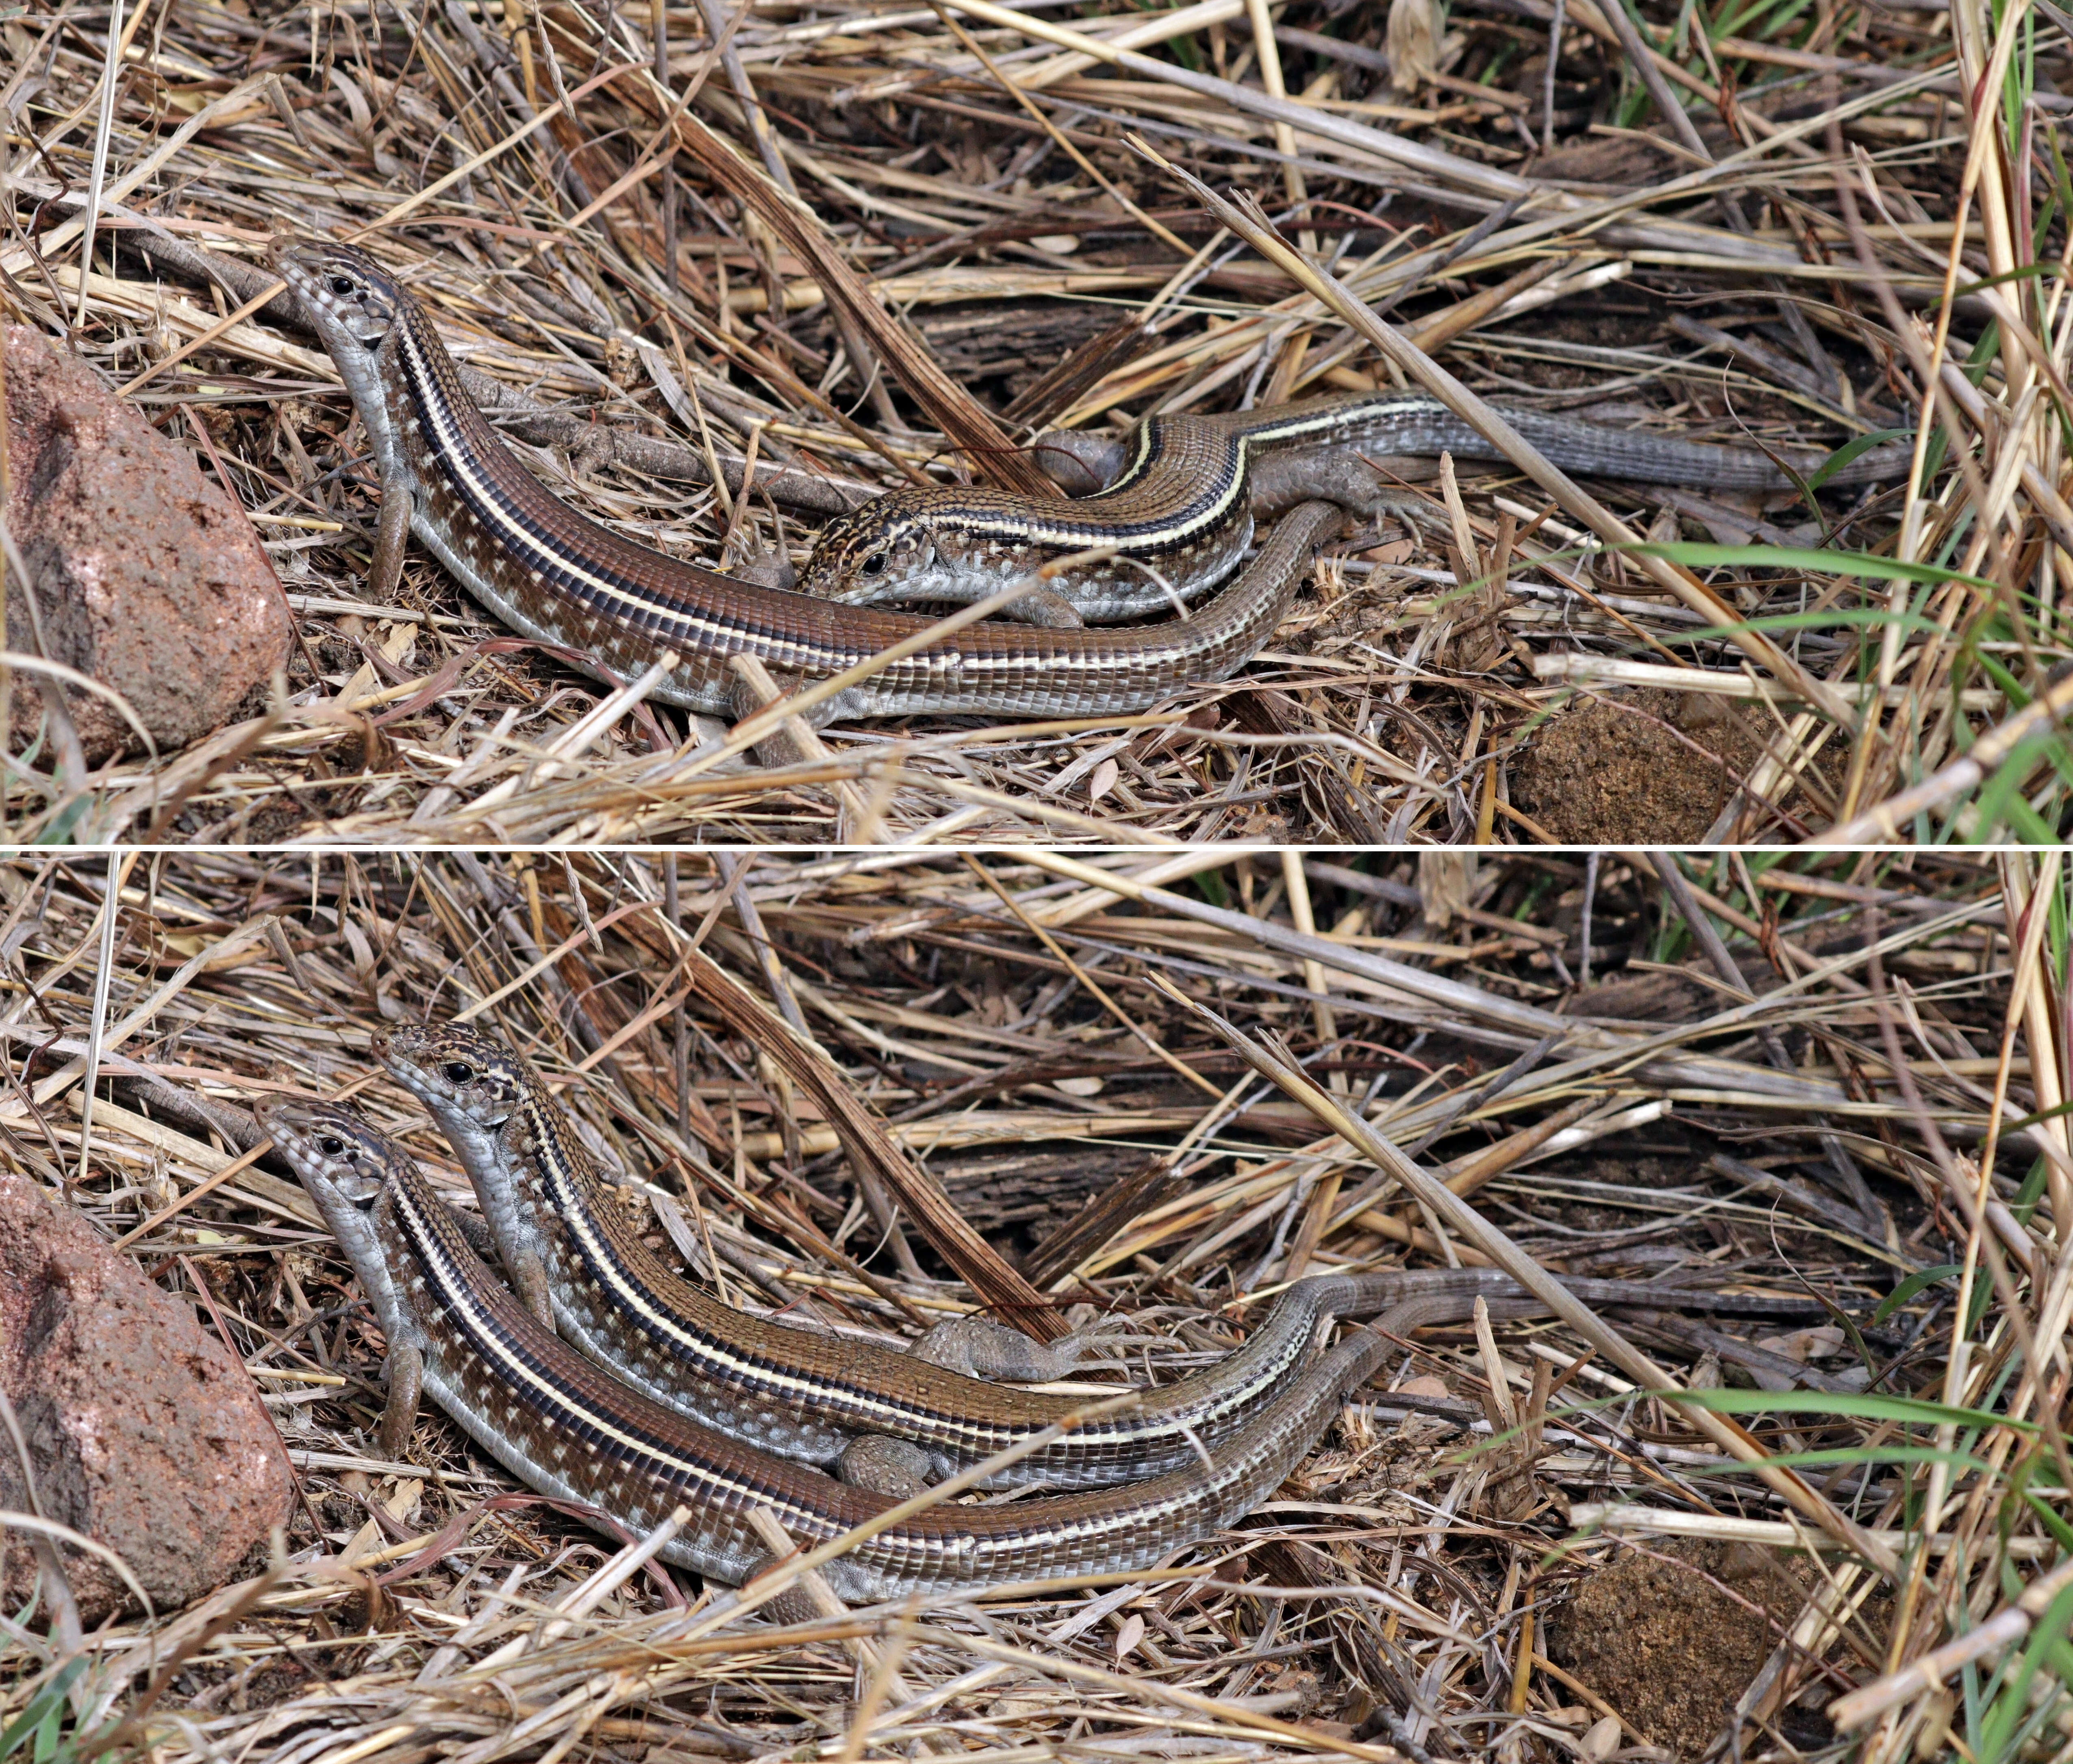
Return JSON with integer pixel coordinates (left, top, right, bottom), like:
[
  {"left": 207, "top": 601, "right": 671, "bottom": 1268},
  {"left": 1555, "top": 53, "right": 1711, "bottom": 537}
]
[
  {"left": 4, "top": 326, "right": 294, "bottom": 762},
  {"left": 0, "top": 1170, "right": 295, "bottom": 1625}
]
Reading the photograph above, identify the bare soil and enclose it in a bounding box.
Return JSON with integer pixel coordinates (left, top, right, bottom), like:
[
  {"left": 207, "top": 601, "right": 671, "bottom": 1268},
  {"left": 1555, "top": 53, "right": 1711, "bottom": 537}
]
[
  {"left": 1547, "top": 1540, "right": 1824, "bottom": 1760},
  {"left": 1514, "top": 687, "right": 1782, "bottom": 842}
]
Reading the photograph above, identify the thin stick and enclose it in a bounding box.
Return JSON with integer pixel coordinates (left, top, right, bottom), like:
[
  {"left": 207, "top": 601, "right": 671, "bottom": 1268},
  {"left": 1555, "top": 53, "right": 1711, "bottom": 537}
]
[
  {"left": 923, "top": 0, "right": 1189, "bottom": 255},
  {"left": 74, "top": 0, "right": 159, "bottom": 326},
  {"left": 1542, "top": 0, "right": 1564, "bottom": 152},
  {"left": 77, "top": 851, "right": 137, "bottom": 1182}
]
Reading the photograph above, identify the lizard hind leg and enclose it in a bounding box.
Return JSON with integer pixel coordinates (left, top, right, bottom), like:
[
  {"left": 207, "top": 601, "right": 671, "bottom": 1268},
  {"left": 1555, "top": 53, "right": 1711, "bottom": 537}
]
[
  {"left": 1032, "top": 429, "right": 1128, "bottom": 496},
  {"left": 1247, "top": 450, "right": 1443, "bottom": 522},
  {"left": 837, "top": 1435, "right": 932, "bottom": 1498},
  {"left": 732, "top": 548, "right": 797, "bottom": 591},
  {"left": 725, "top": 661, "right": 843, "bottom": 768},
  {"left": 738, "top": 1554, "right": 832, "bottom": 1626},
  {"left": 970, "top": 584, "right": 1083, "bottom": 628},
  {"left": 837, "top": 1312, "right": 1126, "bottom": 1494},
  {"left": 911, "top": 1313, "right": 1084, "bottom": 1381}
]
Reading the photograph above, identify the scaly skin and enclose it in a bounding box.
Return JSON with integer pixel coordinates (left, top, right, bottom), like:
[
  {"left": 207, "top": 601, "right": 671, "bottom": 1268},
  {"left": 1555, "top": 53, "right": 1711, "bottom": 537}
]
[
  {"left": 260, "top": 1094, "right": 1487, "bottom": 1601},
  {"left": 273, "top": 239, "right": 1336, "bottom": 721},
  {"left": 374, "top": 1021, "right": 1832, "bottom": 1492},
  {"left": 798, "top": 392, "right": 1910, "bottom": 620}
]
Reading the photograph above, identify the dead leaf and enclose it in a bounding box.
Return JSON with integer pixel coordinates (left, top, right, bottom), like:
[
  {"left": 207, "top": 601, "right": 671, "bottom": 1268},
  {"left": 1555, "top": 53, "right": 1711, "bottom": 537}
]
[
  {"left": 1388, "top": 0, "right": 1438, "bottom": 91},
  {"left": 1419, "top": 853, "right": 1475, "bottom": 929},
  {"left": 1756, "top": 1324, "right": 1846, "bottom": 1362},
  {"left": 1581, "top": 1713, "right": 1622, "bottom": 1760}
]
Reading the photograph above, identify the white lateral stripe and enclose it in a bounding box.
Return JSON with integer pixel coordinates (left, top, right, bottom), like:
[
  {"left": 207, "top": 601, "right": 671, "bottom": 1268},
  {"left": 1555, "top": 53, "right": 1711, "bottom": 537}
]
[
  {"left": 389, "top": 1173, "right": 1230, "bottom": 1568},
  {"left": 528, "top": 1090, "right": 1306, "bottom": 1457},
  {"left": 391, "top": 312, "right": 1287, "bottom": 696}
]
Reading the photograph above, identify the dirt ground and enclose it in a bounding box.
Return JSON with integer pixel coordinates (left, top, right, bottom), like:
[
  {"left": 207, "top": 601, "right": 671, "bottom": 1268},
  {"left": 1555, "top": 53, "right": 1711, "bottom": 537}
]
[
  {"left": 1512, "top": 687, "right": 1823, "bottom": 843},
  {"left": 1549, "top": 1540, "right": 1830, "bottom": 1760}
]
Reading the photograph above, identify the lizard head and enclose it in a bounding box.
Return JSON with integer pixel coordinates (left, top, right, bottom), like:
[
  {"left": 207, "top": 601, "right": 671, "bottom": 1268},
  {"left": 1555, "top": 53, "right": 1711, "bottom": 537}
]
[
  {"left": 376, "top": 1022, "right": 532, "bottom": 1134},
  {"left": 797, "top": 492, "right": 1053, "bottom": 607},
  {"left": 256, "top": 1096, "right": 424, "bottom": 1346},
  {"left": 794, "top": 502, "right": 941, "bottom": 605},
  {"left": 274, "top": 239, "right": 407, "bottom": 355},
  {"left": 257, "top": 1096, "right": 400, "bottom": 1215},
  {"left": 256, "top": 1095, "right": 404, "bottom": 1305}
]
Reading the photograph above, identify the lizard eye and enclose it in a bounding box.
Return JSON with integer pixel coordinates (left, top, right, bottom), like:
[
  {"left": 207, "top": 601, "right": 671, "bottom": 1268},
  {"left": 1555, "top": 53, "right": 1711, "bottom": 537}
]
[
  {"left": 329, "top": 275, "right": 355, "bottom": 296},
  {"left": 860, "top": 552, "right": 887, "bottom": 578},
  {"left": 317, "top": 1134, "right": 347, "bottom": 1156},
  {"left": 443, "top": 1060, "right": 476, "bottom": 1085}
]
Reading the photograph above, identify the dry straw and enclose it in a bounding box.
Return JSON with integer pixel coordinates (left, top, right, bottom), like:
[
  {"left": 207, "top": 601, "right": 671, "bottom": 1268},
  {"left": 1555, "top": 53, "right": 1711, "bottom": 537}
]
[
  {"left": 0, "top": 0, "right": 2064, "bottom": 840},
  {"left": 0, "top": 847, "right": 2064, "bottom": 1760}
]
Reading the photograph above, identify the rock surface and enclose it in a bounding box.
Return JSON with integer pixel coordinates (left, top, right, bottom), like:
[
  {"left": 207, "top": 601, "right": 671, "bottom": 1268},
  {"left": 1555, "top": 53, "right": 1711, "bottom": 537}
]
[
  {"left": 4, "top": 326, "right": 294, "bottom": 762},
  {"left": 0, "top": 1170, "right": 295, "bottom": 1624}
]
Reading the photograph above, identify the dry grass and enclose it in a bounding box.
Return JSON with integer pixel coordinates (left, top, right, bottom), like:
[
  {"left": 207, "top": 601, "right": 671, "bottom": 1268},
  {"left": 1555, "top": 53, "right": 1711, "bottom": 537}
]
[
  {"left": 1, "top": 847, "right": 2069, "bottom": 1763},
  {"left": 1, "top": 0, "right": 2070, "bottom": 841}
]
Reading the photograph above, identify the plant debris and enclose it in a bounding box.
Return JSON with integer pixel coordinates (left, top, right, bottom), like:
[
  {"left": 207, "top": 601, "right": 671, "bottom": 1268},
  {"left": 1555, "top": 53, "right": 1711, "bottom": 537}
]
[
  {"left": 0, "top": 848, "right": 2064, "bottom": 1761},
  {"left": 0, "top": 0, "right": 2065, "bottom": 840}
]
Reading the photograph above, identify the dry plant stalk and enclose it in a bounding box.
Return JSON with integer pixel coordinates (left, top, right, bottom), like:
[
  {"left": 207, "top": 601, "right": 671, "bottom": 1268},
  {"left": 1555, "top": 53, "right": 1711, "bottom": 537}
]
[
  {"left": 0, "top": 848, "right": 2062, "bottom": 1762},
  {"left": 0, "top": 0, "right": 2062, "bottom": 842}
]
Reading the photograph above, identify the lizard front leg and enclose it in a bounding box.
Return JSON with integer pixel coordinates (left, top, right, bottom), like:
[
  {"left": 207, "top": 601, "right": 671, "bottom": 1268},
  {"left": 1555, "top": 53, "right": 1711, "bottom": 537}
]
[
  {"left": 369, "top": 468, "right": 415, "bottom": 603},
  {"left": 379, "top": 1341, "right": 424, "bottom": 1461}
]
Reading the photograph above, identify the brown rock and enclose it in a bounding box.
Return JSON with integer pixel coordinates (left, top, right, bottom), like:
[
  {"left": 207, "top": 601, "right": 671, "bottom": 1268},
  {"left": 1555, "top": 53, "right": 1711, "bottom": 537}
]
[
  {"left": 4, "top": 326, "right": 294, "bottom": 762},
  {"left": 0, "top": 1170, "right": 295, "bottom": 1624}
]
